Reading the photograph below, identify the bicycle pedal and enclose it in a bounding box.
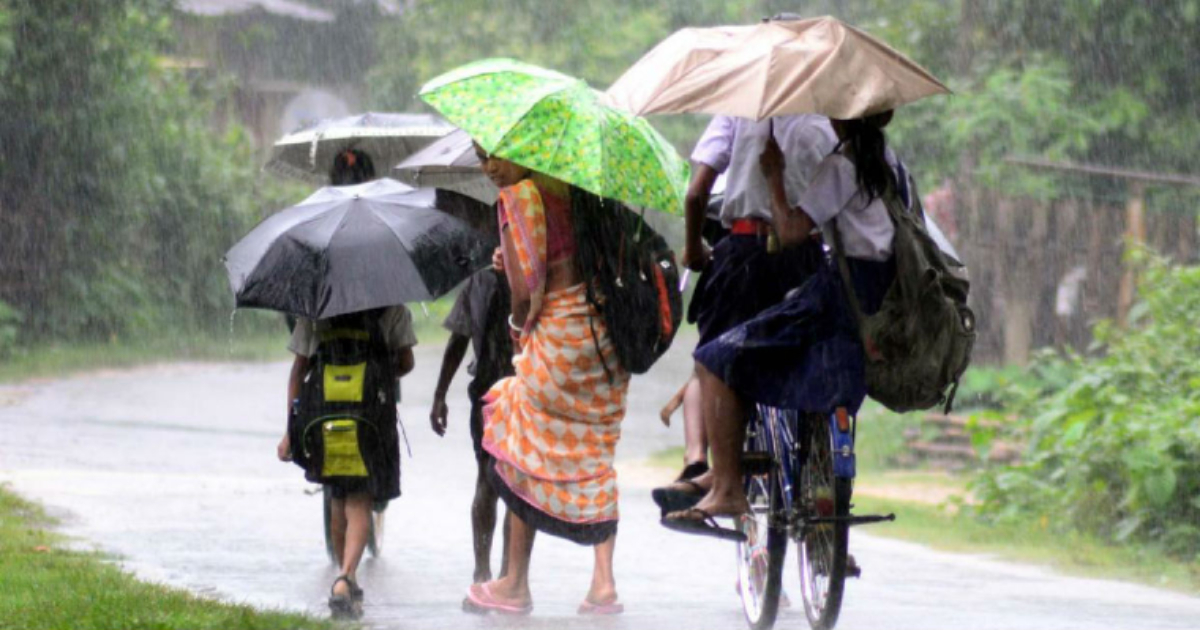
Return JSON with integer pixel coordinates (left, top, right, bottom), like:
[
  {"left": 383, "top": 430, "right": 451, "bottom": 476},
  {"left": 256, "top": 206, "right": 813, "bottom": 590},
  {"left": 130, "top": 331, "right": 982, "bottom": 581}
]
[{"left": 741, "top": 451, "right": 773, "bottom": 475}]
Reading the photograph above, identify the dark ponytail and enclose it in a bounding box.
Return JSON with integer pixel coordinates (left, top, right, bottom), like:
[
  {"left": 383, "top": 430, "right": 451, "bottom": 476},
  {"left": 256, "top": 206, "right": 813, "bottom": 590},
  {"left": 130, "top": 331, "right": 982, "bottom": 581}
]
[
  {"left": 837, "top": 111, "right": 894, "bottom": 201},
  {"left": 329, "top": 148, "right": 377, "bottom": 185}
]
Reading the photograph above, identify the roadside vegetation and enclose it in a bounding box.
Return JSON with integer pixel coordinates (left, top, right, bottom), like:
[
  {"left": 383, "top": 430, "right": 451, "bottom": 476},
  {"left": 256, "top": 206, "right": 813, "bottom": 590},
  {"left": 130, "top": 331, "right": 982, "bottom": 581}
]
[
  {"left": 0, "top": 484, "right": 338, "bottom": 630},
  {"left": 650, "top": 274, "right": 1200, "bottom": 595},
  {"left": 966, "top": 255, "right": 1200, "bottom": 567}
]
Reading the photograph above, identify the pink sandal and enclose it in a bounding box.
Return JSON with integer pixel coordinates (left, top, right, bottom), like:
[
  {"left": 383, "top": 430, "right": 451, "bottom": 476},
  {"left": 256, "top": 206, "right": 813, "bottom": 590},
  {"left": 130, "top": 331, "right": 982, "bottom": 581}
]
[{"left": 462, "top": 582, "right": 533, "bottom": 616}]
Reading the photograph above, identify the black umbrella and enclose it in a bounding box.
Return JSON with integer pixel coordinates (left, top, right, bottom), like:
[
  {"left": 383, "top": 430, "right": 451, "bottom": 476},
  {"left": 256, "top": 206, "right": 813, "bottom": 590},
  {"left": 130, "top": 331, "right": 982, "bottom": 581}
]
[{"left": 225, "top": 178, "right": 494, "bottom": 320}]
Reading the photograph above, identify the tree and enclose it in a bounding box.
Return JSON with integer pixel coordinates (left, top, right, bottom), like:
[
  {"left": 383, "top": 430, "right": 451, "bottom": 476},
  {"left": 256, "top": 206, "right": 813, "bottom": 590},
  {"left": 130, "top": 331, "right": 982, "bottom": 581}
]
[{"left": 0, "top": 0, "right": 276, "bottom": 342}]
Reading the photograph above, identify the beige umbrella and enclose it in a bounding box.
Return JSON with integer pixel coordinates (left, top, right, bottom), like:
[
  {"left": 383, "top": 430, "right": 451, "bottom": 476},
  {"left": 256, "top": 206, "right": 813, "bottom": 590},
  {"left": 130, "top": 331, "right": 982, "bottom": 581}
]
[{"left": 605, "top": 16, "right": 949, "bottom": 121}]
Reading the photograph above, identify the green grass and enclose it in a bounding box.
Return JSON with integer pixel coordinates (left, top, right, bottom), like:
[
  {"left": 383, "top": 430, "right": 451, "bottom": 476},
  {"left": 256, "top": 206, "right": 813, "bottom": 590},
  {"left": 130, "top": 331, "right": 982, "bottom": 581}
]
[
  {"left": 853, "top": 493, "right": 1200, "bottom": 594},
  {"left": 0, "top": 328, "right": 289, "bottom": 384},
  {"left": 0, "top": 484, "right": 338, "bottom": 630},
  {"left": 0, "top": 300, "right": 458, "bottom": 385}
]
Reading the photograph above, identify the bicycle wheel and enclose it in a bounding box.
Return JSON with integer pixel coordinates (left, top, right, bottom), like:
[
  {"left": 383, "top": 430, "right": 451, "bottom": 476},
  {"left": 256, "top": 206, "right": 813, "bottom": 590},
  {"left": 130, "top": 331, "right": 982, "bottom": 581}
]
[
  {"left": 737, "top": 467, "right": 787, "bottom": 630},
  {"left": 796, "top": 415, "right": 851, "bottom": 630},
  {"left": 322, "top": 485, "right": 339, "bottom": 565},
  {"left": 366, "top": 503, "right": 385, "bottom": 557}
]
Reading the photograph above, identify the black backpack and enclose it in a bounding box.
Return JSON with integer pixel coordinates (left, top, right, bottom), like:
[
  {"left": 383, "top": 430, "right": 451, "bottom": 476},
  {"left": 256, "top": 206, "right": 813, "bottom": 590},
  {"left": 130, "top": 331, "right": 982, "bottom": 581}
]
[
  {"left": 832, "top": 177, "right": 976, "bottom": 414},
  {"left": 572, "top": 189, "right": 684, "bottom": 376},
  {"left": 290, "top": 309, "right": 398, "bottom": 487}
]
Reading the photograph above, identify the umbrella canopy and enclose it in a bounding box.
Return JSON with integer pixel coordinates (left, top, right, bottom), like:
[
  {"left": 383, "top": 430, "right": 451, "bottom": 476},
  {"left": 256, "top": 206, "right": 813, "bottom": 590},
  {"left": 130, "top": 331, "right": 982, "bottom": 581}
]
[
  {"left": 224, "top": 178, "right": 493, "bottom": 320},
  {"left": 605, "top": 16, "right": 950, "bottom": 121},
  {"left": 264, "top": 112, "right": 454, "bottom": 184},
  {"left": 393, "top": 129, "right": 499, "bottom": 204},
  {"left": 419, "top": 58, "right": 690, "bottom": 215}
]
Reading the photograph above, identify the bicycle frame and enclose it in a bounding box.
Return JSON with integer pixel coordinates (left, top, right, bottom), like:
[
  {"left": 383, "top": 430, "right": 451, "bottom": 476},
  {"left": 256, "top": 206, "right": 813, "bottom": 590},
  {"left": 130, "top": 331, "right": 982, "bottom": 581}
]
[{"left": 747, "top": 405, "right": 893, "bottom": 534}]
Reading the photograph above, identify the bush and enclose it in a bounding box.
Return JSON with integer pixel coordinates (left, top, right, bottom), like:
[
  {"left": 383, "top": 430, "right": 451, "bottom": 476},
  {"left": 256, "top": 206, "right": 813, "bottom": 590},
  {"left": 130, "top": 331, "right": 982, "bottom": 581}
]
[{"left": 969, "top": 254, "right": 1200, "bottom": 561}]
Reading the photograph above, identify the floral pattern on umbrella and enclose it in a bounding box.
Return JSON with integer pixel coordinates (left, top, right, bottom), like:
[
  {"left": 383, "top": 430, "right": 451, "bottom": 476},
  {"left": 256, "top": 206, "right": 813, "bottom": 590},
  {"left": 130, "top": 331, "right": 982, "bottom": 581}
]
[{"left": 420, "top": 58, "right": 690, "bottom": 215}]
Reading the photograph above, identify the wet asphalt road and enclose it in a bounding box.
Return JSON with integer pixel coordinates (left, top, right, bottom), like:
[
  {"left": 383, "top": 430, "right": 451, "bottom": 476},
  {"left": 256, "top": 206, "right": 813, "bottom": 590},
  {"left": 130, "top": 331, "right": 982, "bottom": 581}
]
[{"left": 3, "top": 340, "right": 1200, "bottom": 630}]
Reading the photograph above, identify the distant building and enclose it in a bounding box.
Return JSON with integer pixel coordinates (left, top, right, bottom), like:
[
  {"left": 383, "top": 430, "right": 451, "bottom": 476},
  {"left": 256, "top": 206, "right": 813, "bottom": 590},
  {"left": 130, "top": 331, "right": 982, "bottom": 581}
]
[{"left": 170, "top": 0, "right": 403, "bottom": 149}]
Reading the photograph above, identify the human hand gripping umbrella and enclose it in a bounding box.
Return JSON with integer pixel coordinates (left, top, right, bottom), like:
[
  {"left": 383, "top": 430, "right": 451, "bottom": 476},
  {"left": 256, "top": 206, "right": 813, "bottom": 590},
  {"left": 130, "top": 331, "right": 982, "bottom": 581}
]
[
  {"left": 224, "top": 178, "right": 494, "bottom": 320},
  {"left": 418, "top": 58, "right": 690, "bottom": 215},
  {"left": 605, "top": 15, "right": 950, "bottom": 120}
]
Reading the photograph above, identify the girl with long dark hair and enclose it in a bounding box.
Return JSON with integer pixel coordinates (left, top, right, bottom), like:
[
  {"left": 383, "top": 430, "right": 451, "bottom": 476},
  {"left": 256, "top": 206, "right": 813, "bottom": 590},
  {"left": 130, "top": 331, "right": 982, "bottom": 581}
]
[{"left": 461, "top": 144, "right": 630, "bottom": 615}]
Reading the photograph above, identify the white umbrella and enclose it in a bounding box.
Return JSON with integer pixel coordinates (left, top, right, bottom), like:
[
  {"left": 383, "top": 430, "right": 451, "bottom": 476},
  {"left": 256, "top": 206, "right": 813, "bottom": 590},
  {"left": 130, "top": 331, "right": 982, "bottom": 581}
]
[
  {"left": 264, "top": 112, "right": 453, "bottom": 184},
  {"left": 392, "top": 129, "right": 497, "bottom": 204}
]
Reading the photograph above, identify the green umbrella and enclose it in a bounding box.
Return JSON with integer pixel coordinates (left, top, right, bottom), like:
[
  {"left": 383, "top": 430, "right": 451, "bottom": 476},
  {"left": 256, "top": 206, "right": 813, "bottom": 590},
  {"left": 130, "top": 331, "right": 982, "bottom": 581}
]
[{"left": 419, "top": 58, "right": 690, "bottom": 215}]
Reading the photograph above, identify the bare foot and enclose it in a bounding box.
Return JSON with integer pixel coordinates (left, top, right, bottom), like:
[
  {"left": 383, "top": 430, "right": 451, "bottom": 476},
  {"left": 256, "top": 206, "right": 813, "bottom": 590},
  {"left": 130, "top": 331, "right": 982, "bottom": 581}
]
[
  {"left": 584, "top": 585, "right": 618, "bottom": 607},
  {"left": 659, "top": 383, "right": 687, "bottom": 426},
  {"left": 669, "top": 488, "right": 748, "bottom": 520},
  {"left": 480, "top": 576, "right": 531, "bottom": 607}
]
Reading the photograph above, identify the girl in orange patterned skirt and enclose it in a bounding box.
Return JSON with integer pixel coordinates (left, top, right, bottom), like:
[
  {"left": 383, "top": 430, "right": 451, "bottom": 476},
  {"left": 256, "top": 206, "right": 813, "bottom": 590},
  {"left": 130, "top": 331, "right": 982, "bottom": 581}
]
[{"left": 462, "top": 145, "right": 630, "bottom": 616}]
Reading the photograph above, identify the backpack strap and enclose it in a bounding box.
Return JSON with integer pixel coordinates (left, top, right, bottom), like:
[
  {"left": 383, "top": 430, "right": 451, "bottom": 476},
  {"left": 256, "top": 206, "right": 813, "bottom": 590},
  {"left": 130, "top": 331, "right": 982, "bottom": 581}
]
[
  {"left": 829, "top": 177, "right": 907, "bottom": 363},
  {"left": 830, "top": 219, "right": 877, "bottom": 362}
]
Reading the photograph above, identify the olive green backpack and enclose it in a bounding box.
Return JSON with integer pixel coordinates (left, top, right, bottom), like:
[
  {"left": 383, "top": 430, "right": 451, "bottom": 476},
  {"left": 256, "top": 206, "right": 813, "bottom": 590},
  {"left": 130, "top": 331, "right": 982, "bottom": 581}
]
[{"left": 832, "top": 179, "right": 976, "bottom": 414}]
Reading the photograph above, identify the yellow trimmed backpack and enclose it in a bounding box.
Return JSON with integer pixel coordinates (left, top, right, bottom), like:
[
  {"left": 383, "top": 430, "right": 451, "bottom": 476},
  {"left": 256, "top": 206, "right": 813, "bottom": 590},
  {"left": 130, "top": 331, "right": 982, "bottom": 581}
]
[{"left": 289, "top": 310, "right": 398, "bottom": 489}]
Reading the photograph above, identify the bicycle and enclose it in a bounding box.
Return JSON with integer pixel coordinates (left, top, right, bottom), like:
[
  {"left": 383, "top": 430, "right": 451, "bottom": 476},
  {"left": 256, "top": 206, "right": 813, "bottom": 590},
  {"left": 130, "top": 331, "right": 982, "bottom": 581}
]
[{"left": 735, "top": 405, "right": 894, "bottom": 630}]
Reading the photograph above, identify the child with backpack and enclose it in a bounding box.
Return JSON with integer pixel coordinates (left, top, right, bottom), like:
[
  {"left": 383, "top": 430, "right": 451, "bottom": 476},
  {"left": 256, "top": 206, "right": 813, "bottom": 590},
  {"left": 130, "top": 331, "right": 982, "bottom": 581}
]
[
  {"left": 663, "top": 110, "right": 907, "bottom": 539},
  {"left": 276, "top": 305, "right": 416, "bottom": 617}
]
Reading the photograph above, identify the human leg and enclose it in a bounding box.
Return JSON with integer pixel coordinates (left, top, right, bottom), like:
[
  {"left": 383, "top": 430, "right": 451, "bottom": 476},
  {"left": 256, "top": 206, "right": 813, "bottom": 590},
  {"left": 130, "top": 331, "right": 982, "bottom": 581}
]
[
  {"left": 328, "top": 491, "right": 371, "bottom": 617},
  {"left": 465, "top": 510, "right": 535, "bottom": 613},
  {"left": 336, "top": 492, "right": 372, "bottom": 587},
  {"left": 471, "top": 460, "right": 500, "bottom": 583},
  {"left": 328, "top": 494, "right": 347, "bottom": 566},
  {"left": 672, "top": 363, "right": 748, "bottom": 518},
  {"left": 582, "top": 533, "right": 621, "bottom": 612},
  {"left": 681, "top": 371, "right": 709, "bottom": 472}
]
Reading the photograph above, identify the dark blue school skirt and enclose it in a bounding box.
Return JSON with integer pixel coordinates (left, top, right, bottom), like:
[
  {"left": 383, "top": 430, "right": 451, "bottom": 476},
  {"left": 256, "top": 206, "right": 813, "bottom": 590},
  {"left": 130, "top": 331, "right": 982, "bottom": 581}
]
[
  {"left": 693, "top": 255, "right": 895, "bottom": 414},
  {"left": 688, "top": 235, "right": 822, "bottom": 346}
]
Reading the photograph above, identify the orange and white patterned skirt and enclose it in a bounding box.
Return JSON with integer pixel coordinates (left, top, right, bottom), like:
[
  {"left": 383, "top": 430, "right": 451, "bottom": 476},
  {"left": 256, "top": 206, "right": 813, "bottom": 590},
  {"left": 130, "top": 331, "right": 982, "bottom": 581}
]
[{"left": 482, "top": 283, "right": 630, "bottom": 545}]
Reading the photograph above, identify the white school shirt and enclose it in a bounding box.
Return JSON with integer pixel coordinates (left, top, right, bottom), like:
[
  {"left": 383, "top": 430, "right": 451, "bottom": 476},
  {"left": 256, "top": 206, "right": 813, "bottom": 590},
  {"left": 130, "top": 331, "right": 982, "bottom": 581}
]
[
  {"left": 690, "top": 115, "right": 735, "bottom": 173},
  {"left": 691, "top": 115, "right": 834, "bottom": 227},
  {"left": 796, "top": 151, "right": 905, "bottom": 262}
]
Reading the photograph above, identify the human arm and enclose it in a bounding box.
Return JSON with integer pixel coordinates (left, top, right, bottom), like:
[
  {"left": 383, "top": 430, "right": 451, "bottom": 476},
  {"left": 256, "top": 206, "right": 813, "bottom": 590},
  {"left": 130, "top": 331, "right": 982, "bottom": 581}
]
[
  {"left": 760, "top": 136, "right": 815, "bottom": 248},
  {"left": 395, "top": 347, "right": 415, "bottom": 378},
  {"left": 684, "top": 116, "right": 734, "bottom": 271},
  {"left": 501, "top": 225, "right": 531, "bottom": 335},
  {"left": 430, "top": 333, "right": 469, "bottom": 437},
  {"left": 278, "top": 353, "right": 309, "bottom": 461},
  {"left": 683, "top": 162, "right": 720, "bottom": 271}
]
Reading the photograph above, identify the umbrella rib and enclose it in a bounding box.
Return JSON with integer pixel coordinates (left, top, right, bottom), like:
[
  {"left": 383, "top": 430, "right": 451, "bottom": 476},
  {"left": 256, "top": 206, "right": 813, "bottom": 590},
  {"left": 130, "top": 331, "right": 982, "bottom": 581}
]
[
  {"left": 651, "top": 27, "right": 757, "bottom": 116},
  {"left": 367, "top": 205, "right": 435, "bottom": 302},
  {"left": 543, "top": 88, "right": 583, "bottom": 191}
]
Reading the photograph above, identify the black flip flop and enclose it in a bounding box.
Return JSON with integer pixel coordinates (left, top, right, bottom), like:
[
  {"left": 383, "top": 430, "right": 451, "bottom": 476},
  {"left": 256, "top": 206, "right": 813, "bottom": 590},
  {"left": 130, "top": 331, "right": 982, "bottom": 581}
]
[
  {"left": 660, "top": 508, "right": 747, "bottom": 542},
  {"left": 676, "top": 461, "right": 710, "bottom": 481},
  {"left": 651, "top": 479, "right": 705, "bottom": 515},
  {"left": 652, "top": 488, "right": 703, "bottom": 515}
]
